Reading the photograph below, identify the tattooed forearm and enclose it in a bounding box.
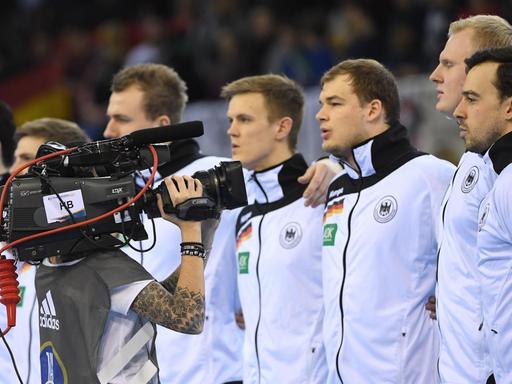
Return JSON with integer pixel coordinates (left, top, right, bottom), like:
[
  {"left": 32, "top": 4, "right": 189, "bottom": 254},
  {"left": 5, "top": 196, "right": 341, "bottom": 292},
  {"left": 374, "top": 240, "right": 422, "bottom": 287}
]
[
  {"left": 131, "top": 281, "right": 205, "bottom": 334},
  {"left": 161, "top": 267, "right": 180, "bottom": 294}
]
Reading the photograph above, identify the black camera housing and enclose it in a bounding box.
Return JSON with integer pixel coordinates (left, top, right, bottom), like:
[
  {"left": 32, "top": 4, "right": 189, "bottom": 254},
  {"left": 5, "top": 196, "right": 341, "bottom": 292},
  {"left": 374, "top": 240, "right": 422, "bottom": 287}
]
[
  {"left": 0, "top": 123, "right": 248, "bottom": 261},
  {"left": 3, "top": 175, "right": 147, "bottom": 261}
]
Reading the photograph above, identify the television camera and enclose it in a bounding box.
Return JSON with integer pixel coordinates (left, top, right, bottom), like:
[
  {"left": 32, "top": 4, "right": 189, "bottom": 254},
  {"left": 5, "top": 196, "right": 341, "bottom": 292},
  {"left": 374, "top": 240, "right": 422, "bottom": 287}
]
[{"left": 0, "top": 121, "right": 247, "bottom": 263}]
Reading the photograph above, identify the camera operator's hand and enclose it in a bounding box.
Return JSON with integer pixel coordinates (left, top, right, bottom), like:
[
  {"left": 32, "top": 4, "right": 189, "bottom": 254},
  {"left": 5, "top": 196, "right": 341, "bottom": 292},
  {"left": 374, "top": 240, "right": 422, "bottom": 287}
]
[{"left": 158, "top": 175, "right": 203, "bottom": 241}]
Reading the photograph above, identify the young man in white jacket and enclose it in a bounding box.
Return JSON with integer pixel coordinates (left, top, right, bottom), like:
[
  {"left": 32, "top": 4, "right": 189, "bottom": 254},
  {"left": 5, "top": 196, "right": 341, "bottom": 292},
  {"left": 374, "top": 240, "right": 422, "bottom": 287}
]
[
  {"left": 318, "top": 58, "right": 454, "bottom": 383},
  {"left": 222, "top": 74, "right": 328, "bottom": 384},
  {"left": 454, "top": 46, "right": 512, "bottom": 384}
]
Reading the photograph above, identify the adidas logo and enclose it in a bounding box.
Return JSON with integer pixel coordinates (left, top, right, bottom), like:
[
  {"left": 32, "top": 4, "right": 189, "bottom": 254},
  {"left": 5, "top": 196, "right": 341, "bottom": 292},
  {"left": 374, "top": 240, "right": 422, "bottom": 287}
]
[{"left": 40, "top": 291, "right": 60, "bottom": 331}]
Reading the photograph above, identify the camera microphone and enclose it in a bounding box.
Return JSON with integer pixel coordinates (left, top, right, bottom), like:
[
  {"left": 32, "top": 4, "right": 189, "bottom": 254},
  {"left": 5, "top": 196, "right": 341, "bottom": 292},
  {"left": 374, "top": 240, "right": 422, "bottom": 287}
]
[{"left": 127, "top": 121, "right": 204, "bottom": 146}]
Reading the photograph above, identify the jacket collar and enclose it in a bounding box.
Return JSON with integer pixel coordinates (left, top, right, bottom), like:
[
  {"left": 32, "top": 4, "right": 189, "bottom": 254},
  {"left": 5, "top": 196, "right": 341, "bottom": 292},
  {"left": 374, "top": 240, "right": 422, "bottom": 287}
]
[
  {"left": 332, "top": 121, "right": 422, "bottom": 179},
  {"left": 248, "top": 154, "right": 308, "bottom": 204},
  {"left": 486, "top": 130, "right": 512, "bottom": 175}
]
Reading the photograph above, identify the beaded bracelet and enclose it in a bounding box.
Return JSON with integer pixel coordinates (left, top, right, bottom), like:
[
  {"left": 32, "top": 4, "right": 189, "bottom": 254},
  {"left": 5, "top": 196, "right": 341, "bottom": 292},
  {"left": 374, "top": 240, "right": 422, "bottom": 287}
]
[{"left": 180, "top": 242, "right": 205, "bottom": 259}]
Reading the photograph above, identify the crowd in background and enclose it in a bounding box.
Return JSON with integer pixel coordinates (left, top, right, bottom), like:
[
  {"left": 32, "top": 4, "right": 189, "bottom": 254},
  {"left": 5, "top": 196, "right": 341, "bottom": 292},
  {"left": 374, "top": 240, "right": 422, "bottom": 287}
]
[{"left": 0, "top": 0, "right": 510, "bottom": 140}]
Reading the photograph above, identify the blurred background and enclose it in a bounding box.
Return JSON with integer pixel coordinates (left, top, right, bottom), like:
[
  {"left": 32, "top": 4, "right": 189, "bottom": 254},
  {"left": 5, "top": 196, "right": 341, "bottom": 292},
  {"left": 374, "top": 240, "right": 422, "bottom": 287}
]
[{"left": 1, "top": 0, "right": 510, "bottom": 164}]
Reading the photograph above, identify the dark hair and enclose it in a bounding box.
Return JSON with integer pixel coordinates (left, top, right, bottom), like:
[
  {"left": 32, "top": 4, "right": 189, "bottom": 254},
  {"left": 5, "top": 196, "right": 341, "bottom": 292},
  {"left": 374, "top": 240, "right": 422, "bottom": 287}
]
[
  {"left": 221, "top": 74, "right": 304, "bottom": 150},
  {"left": 321, "top": 59, "right": 400, "bottom": 124},
  {"left": 111, "top": 63, "right": 188, "bottom": 124},
  {"left": 465, "top": 47, "right": 512, "bottom": 100}
]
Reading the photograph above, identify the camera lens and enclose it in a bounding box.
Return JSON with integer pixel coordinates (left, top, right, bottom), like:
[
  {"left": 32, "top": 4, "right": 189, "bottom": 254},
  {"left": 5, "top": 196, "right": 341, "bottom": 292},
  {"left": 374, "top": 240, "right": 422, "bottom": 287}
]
[{"left": 192, "top": 161, "right": 247, "bottom": 210}]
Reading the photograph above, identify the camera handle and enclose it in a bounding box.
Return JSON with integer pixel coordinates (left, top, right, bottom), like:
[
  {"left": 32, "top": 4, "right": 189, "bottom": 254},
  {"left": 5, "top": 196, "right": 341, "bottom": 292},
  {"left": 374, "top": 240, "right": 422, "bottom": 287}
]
[{"left": 159, "top": 182, "right": 220, "bottom": 220}]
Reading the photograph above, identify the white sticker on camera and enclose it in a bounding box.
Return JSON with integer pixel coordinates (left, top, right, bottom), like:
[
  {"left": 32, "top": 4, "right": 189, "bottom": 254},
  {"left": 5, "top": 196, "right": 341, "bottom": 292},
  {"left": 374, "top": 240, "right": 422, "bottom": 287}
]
[
  {"left": 114, "top": 211, "right": 132, "bottom": 223},
  {"left": 43, "top": 189, "right": 86, "bottom": 224}
]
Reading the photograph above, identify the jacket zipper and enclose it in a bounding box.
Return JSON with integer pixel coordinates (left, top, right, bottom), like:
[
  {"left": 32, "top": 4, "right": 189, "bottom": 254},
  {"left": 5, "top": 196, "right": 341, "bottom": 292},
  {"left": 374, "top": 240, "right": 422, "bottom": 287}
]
[
  {"left": 435, "top": 166, "right": 459, "bottom": 379},
  {"left": 335, "top": 154, "right": 362, "bottom": 383},
  {"left": 252, "top": 174, "right": 268, "bottom": 384}
]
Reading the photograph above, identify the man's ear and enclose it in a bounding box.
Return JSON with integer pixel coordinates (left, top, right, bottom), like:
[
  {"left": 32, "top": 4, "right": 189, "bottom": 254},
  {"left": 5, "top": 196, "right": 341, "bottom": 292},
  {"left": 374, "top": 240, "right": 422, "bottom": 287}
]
[
  {"left": 275, "top": 117, "right": 293, "bottom": 141},
  {"left": 504, "top": 96, "right": 512, "bottom": 121},
  {"left": 157, "top": 115, "right": 171, "bottom": 126},
  {"left": 366, "top": 99, "right": 384, "bottom": 123}
]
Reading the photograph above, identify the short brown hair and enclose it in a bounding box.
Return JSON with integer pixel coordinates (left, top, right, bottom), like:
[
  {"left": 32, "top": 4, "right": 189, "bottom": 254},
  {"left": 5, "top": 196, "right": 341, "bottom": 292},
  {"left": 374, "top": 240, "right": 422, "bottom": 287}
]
[
  {"left": 321, "top": 59, "right": 400, "bottom": 123},
  {"left": 15, "top": 118, "right": 90, "bottom": 146},
  {"left": 449, "top": 15, "right": 512, "bottom": 51},
  {"left": 221, "top": 74, "right": 304, "bottom": 150},
  {"left": 111, "top": 63, "right": 188, "bottom": 123}
]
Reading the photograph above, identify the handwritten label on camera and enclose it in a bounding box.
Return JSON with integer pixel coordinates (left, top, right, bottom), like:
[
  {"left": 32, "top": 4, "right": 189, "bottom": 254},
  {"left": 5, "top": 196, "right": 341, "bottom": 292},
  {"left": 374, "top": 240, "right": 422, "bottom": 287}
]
[{"left": 43, "top": 189, "right": 86, "bottom": 224}]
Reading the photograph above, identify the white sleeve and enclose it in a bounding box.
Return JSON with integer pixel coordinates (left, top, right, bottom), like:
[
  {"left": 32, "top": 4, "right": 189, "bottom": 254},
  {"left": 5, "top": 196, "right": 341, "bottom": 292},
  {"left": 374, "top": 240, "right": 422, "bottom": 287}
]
[
  {"left": 494, "top": 179, "right": 512, "bottom": 241},
  {"left": 110, "top": 280, "right": 153, "bottom": 315},
  {"left": 485, "top": 179, "right": 512, "bottom": 381}
]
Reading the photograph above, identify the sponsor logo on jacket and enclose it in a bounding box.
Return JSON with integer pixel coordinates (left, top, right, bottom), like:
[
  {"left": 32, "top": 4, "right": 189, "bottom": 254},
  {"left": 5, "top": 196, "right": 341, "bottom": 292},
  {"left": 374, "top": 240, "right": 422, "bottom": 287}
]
[
  {"left": 238, "top": 252, "right": 250, "bottom": 274},
  {"left": 40, "top": 290, "right": 60, "bottom": 331},
  {"left": 329, "top": 187, "right": 344, "bottom": 199},
  {"left": 323, "top": 224, "right": 338, "bottom": 246}
]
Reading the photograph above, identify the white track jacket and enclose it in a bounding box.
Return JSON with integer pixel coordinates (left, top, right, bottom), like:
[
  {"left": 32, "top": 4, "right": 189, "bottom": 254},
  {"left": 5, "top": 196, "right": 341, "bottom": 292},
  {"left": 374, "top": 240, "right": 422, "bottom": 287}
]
[
  {"left": 478, "top": 132, "right": 512, "bottom": 384},
  {"left": 235, "top": 154, "right": 327, "bottom": 384},
  {"left": 436, "top": 151, "right": 495, "bottom": 383},
  {"left": 322, "top": 123, "right": 454, "bottom": 384}
]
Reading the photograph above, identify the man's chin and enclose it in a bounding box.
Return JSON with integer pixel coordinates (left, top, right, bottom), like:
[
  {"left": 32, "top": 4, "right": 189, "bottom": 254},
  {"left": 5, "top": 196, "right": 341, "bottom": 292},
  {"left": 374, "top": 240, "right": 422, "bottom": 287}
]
[
  {"left": 321, "top": 143, "right": 335, "bottom": 155},
  {"left": 435, "top": 101, "right": 458, "bottom": 118}
]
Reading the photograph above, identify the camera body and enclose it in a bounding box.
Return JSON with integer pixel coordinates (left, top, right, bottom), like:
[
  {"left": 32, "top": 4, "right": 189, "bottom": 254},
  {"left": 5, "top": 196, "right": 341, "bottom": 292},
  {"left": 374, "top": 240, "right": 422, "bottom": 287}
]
[
  {"left": 4, "top": 175, "right": 146, "bottom": 261},
  {"left": 0, "top": 123, "right": 248, "bottom": 262}
]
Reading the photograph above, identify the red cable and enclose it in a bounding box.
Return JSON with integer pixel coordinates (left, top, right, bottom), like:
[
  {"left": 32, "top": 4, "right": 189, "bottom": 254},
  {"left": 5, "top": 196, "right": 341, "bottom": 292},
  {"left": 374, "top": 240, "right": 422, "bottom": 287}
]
[
  {"left": 0, "top": 147, "right": 77, "bottom": 227},
  {"left": 0, "top": 147, "right": 76, "bottom": 336},
  {"left": 0, "top": 145, "right": 158, "bottom": 335}
]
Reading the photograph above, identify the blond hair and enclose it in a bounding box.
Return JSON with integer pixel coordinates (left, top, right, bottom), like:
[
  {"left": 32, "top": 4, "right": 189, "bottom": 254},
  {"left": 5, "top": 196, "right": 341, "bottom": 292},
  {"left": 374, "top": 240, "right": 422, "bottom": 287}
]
[{"left": 449, "top": 15, "right": 512, "bottom": 51}]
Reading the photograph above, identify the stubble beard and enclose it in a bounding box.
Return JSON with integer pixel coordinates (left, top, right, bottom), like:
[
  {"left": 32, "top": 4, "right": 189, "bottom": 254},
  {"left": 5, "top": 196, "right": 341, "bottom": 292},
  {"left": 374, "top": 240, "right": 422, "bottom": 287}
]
[{"left": 465, "top": 125, "right": 502, "bottom": 154}]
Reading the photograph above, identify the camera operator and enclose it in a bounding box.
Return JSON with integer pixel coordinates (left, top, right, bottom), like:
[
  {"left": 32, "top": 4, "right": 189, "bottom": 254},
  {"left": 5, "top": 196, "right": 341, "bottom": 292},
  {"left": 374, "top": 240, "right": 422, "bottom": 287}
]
[
  {"left": 0, "top": 118, "right": 90, "bottom": 384},
  {"left": 36, "top": 174, "right": 216, "bottom": 384}
]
